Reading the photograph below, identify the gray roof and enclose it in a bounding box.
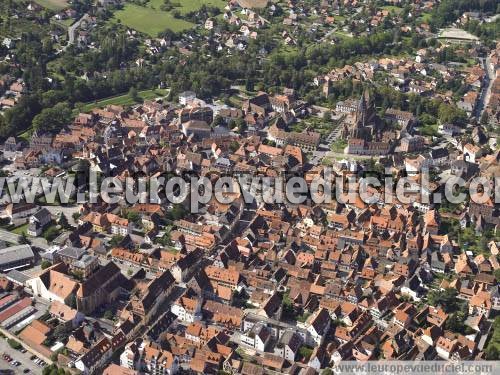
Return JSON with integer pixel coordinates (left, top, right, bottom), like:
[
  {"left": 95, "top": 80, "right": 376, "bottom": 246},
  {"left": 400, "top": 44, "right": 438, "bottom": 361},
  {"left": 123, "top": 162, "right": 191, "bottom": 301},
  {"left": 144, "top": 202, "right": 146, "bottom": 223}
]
[
  {"left": 57, "top": 246, "right": 86, "bottom": 260},
  {"left": 5, "top": 269, "right": 31, "bottom": 285},
  {"left": 32, "top": 207, "right": 51, "bottom": 221},
  {"left": 73, "top": 254, "right": 97, "bottom": 269},
  {"left": 0, "top": 245, "right": 35, "bottom": 267}
]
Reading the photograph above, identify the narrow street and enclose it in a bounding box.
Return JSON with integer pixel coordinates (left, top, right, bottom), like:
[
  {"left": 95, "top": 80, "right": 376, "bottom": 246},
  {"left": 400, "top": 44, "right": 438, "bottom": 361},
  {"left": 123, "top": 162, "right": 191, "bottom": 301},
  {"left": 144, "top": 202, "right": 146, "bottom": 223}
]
[{"left": 475, "top": 57, "right": 494, "bottom": 119}]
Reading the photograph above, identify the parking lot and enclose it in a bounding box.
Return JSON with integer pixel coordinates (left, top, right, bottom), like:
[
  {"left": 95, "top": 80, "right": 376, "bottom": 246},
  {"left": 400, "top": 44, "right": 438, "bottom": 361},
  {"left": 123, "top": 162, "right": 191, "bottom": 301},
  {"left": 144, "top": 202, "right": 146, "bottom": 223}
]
[{"left": 0, "top": 336, "right": 45, "bottom": 374}]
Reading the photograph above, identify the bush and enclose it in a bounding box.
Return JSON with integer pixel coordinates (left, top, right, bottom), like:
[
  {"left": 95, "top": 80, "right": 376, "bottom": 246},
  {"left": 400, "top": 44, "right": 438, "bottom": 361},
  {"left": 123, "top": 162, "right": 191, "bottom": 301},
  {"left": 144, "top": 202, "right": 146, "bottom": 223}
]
[
  {"left": 7, "top": 338, "right": 22, "bottom": 350},
  {"left": 43, "top": 226, "right": 60, "bottom": 242}
]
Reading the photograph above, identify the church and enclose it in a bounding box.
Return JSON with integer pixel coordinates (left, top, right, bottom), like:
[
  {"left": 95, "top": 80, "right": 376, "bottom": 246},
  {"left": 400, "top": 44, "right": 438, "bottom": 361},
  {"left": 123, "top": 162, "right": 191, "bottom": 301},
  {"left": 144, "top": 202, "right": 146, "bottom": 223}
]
[{"left": 341, "top": 90, "right": 385, "bottom": 142}]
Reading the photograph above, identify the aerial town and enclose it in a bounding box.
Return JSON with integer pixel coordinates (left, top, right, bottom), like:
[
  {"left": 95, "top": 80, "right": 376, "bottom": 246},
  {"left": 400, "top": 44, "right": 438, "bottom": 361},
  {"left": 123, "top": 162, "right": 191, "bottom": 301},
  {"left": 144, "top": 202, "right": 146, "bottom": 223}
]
[{"left": 0, "top": 0, "right": 499, "bottom": 374}]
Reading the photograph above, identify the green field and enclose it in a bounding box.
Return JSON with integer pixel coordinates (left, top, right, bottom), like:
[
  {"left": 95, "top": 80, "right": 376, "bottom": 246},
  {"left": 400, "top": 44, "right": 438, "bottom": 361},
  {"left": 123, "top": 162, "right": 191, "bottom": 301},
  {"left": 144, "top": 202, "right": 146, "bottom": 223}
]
[
  {"left": 78, "top": 88, "right": 169, "bottom": 113},
  {"left": 111, "top": 0, "right": 226, "bottom": 36},
  {"left": 35, "top": 0, "right": 68, "bottom": 11}
]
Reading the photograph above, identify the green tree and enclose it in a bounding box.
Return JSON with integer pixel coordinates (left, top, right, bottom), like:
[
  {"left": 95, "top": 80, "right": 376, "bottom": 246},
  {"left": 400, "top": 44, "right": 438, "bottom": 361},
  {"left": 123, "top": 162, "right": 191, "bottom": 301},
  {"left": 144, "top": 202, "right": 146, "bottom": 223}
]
[
  {"left": 109, "top": 235, "right": 124, "bottom": 247},
  {"left": 32, "top": 102, "right": 72, "bottom": 134},
  {"left": 7, "top": 338, "right": 22, "bottom": 349},
  {"left": 43, "top": 226, "right": 60, "bottom": 242},
  {"left": 427, "top": 288, "right": 459, "bottom": 313},
  {"left": 298, "top": 346, "right": 313, "bottom": 361},
  {"left": 41, "top": 260, "right": 52, "bottom": 270},
  {"left": 58, "top": 213, "right": 70, "bottom": 229},
  {"left": 67, "top": 294, "right": 77, "bottom": 309},
  {"left": 485, "top": 316, "right": 500, "bottom": 360},
  {"left": 129, "top": 86, "right": 140, "bottom": 102},
  {"left": 19, "top": 231, "right": 31, "bottom": 244}
]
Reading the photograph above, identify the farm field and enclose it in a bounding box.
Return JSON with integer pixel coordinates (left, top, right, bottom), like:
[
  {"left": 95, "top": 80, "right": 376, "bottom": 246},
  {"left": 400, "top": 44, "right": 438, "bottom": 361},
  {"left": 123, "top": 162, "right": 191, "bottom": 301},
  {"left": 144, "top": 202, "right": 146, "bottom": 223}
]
[
  {"left": 111, "top": 0, "right": 226, "bottom": 36},
  {"left": 35, "top": 0, "right": 68, "bottom": 11}
]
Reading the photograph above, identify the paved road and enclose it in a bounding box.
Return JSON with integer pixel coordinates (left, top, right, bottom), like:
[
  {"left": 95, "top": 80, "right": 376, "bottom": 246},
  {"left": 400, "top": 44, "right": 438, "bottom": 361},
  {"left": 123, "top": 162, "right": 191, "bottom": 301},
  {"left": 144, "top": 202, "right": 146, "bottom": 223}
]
[
  {"left": 0, "top": 336, "right": 43, "bottom": 374},
  {"left": 0, "top": 228, "right": 49, "bottom": 250},
  {"left": 476, "top": 56, "right": 494, "bottom": 119}
]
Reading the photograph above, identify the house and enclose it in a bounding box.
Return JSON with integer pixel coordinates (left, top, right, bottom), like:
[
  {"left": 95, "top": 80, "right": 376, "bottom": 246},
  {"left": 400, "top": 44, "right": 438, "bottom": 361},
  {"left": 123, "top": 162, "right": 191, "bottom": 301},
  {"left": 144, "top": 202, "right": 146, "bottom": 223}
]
[
  {"left": 205, "top": 18, "right": 214, "bottom": 30},
  {"left": 75, "top": 337, "right": 113, "bottom": 374},
  {"left": 240, "top": 323, "right": 272, "bottom": 351},
  {"left": 274, "top": 330, "right": 303, "bottom": 361},
  {"left": 463, "top": 143, "right": 482, "bottom": 163},
  {"left": 205, "top": 265, "right": 240, "bottom": 291},
  {"left": 4, "top": 203, "right": 38, "bottom": 224},
  {"left": 49, "top": 300, "right": 85, "bottom": 328},
  {"left": 308, "top": 345, "right": 329, "bottom": 370},
  {"left": 181, "top": 120, "right": 211, "bottom": 140},
  {"left": 126, "top": 270, "right": 175, "bottom": 324},
  {"left": 142, "top": 341, "right": 179, "bottom": 375},
  {"left": 103, "top": 364, "right": 138, "bottom": 375},
  {"left": 393, "top": 302, "right": 417, "bottom": 329},
  {"left": 171, "top": 248, "right": 203, "bottom": 283},
  {"left": 305, "top": 308, "right": 331, "bottom": 345},
  {"left": 428, "top": 148, "right": 449, "bottom": 167},
  {"left": 179, "top": 91, "right": 196, "bottom": 106},
  {"left": 171, "top": 290, "right": 202, "bottom": 323},
  {"left": 108, "top": 214, "right": 131, "bottom": 236},
  {"left": 27, "top": 208, "right": 52, "bottom": 236},
  {"left": 469, "top": 291, "right": 492, "bottom": 317}
]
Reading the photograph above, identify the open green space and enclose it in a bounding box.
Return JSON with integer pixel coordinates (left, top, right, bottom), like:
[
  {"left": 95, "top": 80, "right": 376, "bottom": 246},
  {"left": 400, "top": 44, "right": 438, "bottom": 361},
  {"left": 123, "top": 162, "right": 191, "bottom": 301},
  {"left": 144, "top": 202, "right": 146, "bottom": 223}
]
[
  {"left": 11, "top": 223, "right": 29, "bottom": 235},
  {"left": 110, "top": 0, "right": 226, "bottom": 36},
  {"left": 35, "top": 0, "right": 68, "bottom": 11},
  {"left": 77, "top": 88, "right": 169, "bottom": 113}
]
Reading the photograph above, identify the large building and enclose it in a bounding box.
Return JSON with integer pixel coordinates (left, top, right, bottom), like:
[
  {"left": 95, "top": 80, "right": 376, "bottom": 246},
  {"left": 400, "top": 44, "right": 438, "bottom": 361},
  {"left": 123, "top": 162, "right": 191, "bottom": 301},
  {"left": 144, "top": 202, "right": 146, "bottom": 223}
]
[
  {"left": 341, "top": 90, "right": 384, "bottom": 142},
  {"left": 0, "top": 244, "right": 35, "bottom": 272}
]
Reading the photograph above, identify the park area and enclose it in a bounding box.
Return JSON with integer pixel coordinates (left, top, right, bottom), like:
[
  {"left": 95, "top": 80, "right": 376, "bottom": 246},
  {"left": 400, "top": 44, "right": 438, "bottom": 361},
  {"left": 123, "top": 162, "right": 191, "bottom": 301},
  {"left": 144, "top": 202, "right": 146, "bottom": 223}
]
[{"left": 111, "top": 0, "right": 227, "bottom": 36}]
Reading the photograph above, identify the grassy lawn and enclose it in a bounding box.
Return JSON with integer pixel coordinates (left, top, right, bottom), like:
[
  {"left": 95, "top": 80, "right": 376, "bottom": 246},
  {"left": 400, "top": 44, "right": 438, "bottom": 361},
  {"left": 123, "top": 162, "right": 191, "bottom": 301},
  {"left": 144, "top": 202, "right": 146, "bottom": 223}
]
[
  {"left": 112, "top": 4, "right": 194, "bottom": 35},
  {"left": 35, "top": 0, "right": 68, "bottom": 11},
  {"left": 58, "top": 18, "right": 74, "bottom": 27},
  {"left": 12, "top": 223, "right": 29, "bottom": 235},
  {"left": 332, "top": 31, "right": 353, "bottom": 39},
  {"left": 331, "top": 139, "right": 347, "bottom": 153},
  {"left": 110, "top": 0, "right": 226, "bottom": 36},
  {"left": 78, "top": 88, "right": 169, "bottom": 113}
]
